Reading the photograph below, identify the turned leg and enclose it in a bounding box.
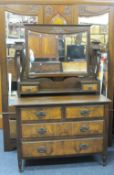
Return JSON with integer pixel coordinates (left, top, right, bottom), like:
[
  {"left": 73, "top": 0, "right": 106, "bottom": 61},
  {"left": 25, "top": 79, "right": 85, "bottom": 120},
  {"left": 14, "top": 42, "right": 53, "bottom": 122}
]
[
  {"left": 18, "top": 159, "right": 25, "bottom": 172},
  {"left": 101, "top": 153, "right": 107, "bottom": 166}
]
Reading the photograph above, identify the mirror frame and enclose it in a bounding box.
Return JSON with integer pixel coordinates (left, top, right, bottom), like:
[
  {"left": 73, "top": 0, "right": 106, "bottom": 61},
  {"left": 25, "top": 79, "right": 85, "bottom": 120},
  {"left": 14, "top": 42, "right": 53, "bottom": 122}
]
[{"left": 24, "top": 24, "right": 91, "bottom": 78}]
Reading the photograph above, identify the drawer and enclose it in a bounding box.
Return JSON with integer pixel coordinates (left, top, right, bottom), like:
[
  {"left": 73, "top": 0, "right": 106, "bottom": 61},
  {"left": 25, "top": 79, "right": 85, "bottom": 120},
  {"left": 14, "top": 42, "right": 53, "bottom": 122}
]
[
  {"left": 21, "top": 107, "right": 61, "bottom": 121},
  {"left": 22, "top": 138, "right": 103, "bottom": 158},
  {"left": 72, "top": 120, "right": 103, "bottom": 136},
  {"left": 22, "top": 122, "right": 71, "bottom": 139},
  {"left": 9, "top": 120, "right": 16, "bottom": 138},
  {"left": 66, "top": 105, "right": 104, "bottom": 119},
  {"left": 22, "top": 120, "right": 103, "bottom": 139},
  {"left": 82, "top": 84, "right": 98, "bottom": 91},
  {"left": 21, "top": 85, "right": 39, "bottom": 93}
]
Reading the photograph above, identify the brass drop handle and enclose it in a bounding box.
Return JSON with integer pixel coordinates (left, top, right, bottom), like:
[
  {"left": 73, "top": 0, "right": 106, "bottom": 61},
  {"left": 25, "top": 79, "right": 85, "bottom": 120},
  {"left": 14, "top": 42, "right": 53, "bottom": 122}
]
[
  {"left": 37, "top": 146, "right": 47, "bottom": 153},
  {"left": 38, "top": 128, "right": 47, "bottom": 135},
  {"left": 88, "top": 86, "right": 92, "bottom": 90},
  {"left": 80, "top": 126, "right": 89, "bottom": 132},
  {"left": 80, "top": 109, "right": 90, "bottom": 116},
  {"left": 37, "top": 146, "right": 53, "bottom": 154},
  {"left": 79, "top": 144, "right": 89, "bottom": 150},
  {"left": 27, "top": 88, "right": 32, "bottom": 92},
  {"left": 36, "top": 111, "right": 46, "bottom": 118}
]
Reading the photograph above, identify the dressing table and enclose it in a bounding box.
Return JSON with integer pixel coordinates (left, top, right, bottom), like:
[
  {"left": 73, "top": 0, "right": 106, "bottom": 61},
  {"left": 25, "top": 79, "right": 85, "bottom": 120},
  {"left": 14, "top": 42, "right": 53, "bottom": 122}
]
[{"left": 12, "top": 25, "right": 110, "bottom": 172}]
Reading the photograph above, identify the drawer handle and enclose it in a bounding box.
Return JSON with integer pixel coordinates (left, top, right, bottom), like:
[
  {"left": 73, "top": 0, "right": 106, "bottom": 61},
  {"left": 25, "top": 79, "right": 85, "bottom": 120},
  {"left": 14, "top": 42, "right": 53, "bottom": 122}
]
[
  {"left": 80, "top": 126, "right": 89, "bottom": 132},
  {"left": 27, "top": 88, "right": 32, "bottom": 92},
  {"left": 37, "top": 146, "right": 47, "bottom": 153},
  {"left": 88, "top": 86, "right": 93, "bottom": 90},
  {"left": 36, "top": 111, "right": 46, "bottom": 118},
  {"left": 38, "top": 128, "right": 47, "bottom": 135},
  {"left": 37, "top": 146, "right": 53, "bottom": 154},
  {"left": 80, "top": 109, "right": 90, "bottom": 116},
  {"left": 80, "top": 144, "right": 89, "bottom": 150}
]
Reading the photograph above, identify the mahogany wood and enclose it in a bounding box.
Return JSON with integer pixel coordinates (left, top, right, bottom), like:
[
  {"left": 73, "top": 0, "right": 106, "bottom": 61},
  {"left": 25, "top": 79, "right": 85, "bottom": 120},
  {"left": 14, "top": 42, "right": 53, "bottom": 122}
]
[
  {"left": 21, "top": 107, "right": 62, "bottom": 121},
  {"left": 0, "top": 8, "right": 14, "bottom": 151},
  {"left": 15, "top": 94, "right": 110, "bottom": 171},
  {"left": 0, "top": 0, "right": 113, "bottom": 156},
  {"left": 66, "top": 105, "right": 104, "bottom": 119},
  {"left": 21, "top": 120, "right": 104, "bottom": 139},
  {"left": 1, "top": 5, "right": 80, "bottom": 150},
  {"left": 21, "top": 86, "right": 39, "bottom": 93},
  {"left": 13, "top": 94, "right": 110, "bottom": 106},
  {"left": 82, "top": 84, "right": 98, "bottom": 91},
  {"left": 22, "top": 138, "right": 103, "bottom": 158},
  {"left": 108, "top": 7, "right": 114, "bottom": 146},
  {"left": 9, "top": 120, "right": 16, "bottom": 139}
]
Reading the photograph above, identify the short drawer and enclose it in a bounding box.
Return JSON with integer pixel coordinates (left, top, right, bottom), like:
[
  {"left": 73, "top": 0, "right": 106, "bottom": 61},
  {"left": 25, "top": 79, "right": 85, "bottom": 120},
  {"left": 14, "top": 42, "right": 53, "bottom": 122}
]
[
  {"left": 82, "top": 84, "right": 98, "bottom": 91},
  {"left": 22, "top": 138, "right": 103, "bottom": 158},
  {"left": 66, "top": 105, "right": 104, "bottom": 119},
  {"left": 22, "top": 122, "right": 71, "bottom": 138},
  {"left": 21, "top": 85, "right": 39, "bottom": 93},
  {"left": 72, "top": 120, "right": 103, "bottom": 136},
  {"left": 21, "top": 107, "right": 61, "bottom": 121},
  {"left": 22, "top": 121, "right": 103, "bottom": 139}
]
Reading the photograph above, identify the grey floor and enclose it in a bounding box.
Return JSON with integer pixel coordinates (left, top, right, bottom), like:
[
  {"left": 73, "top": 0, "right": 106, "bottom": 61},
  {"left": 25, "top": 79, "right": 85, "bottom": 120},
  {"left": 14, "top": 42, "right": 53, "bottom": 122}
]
[{"left": 0, "top": 130, "right": 114, "bottom": 175}]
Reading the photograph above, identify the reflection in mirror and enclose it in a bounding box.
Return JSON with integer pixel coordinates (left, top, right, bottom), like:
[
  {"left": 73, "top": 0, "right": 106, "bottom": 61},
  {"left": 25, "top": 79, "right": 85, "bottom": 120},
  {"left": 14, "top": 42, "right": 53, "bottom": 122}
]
[{"left": 26, "top": 25, "right": 89, "bottom": 77}]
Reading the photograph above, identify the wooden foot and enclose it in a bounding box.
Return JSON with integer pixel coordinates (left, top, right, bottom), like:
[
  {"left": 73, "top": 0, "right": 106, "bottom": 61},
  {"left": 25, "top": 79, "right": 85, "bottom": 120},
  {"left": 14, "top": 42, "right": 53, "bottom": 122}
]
[
  {"left": 18, "top": 159, "right": 24, "bottom": 172},
  {"left": 101, "top": 154, "right": 107, "bottom": 166}
]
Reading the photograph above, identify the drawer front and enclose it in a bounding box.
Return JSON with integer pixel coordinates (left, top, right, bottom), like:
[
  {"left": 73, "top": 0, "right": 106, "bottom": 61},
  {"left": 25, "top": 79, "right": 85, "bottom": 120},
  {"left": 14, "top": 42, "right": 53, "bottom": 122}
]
[
  {"left": 22, "top": 121, "right": 103, "bottom": 139},
  {"left": 9, "top": 120, "right": 16, "bottom": 138},
  {"left": 21, "top": 107, "right": 61, "bottom": 121},
  {"left": 22, "top": 138, "right": 103, "bottom": 158},
  {"left": 22, "top": 122, "right": 71, "bottom": 138},
  {"left": 72, "top": 120, "right": 103, "bottom": 136},
  {"left": 66, "top": 105, "right": 104, "bottom": 119},
  {"left": 21, "top": 85, "right": 39, "bottom": 93},
  {"left": 82, "top": 84, "right": 98, "bottom": 91}
]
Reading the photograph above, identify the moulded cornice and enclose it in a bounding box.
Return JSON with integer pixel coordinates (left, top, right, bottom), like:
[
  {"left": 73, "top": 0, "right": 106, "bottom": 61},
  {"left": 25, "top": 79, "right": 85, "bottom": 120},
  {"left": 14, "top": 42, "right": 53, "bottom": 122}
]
[{"left": 0, "top": 0, "right": 114, "bottom": 5}]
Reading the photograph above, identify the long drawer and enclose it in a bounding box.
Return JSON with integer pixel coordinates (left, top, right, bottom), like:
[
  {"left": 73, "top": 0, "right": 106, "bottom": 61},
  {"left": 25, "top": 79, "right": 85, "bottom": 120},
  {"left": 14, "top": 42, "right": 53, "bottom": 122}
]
[
  {"left": 22, "top": 138, "right": 103, "bottom": 158},
  {"left": 66, "top": 105, "right": 104, "bottom": 119},
  {"left": 22, "top": 121, "right": 104, "bottom": 139},
  {"left": 21, "top": 107, "right": 62, "bottom": 121}
]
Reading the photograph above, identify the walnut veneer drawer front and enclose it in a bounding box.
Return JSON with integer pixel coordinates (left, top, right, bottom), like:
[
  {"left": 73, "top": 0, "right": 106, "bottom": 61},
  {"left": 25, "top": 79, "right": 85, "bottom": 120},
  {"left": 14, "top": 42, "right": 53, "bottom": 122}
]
[
  {"left": 82, "top": 84, "right": 98, "bottom": 91},
  {"left": 22, "top": 138, "right": 103, "bottom": 158},
  {"left": 66, "top": 105, "right": 104, "bottom": 119},
  {"left": 21, "top": 107, "right": 61, "bottom": 121},
  {"left": 22, "top": 121, "right": 103, "bottom": 139},
  {"left": 21, "top": 86, "right": 39, "bottom": 93}
]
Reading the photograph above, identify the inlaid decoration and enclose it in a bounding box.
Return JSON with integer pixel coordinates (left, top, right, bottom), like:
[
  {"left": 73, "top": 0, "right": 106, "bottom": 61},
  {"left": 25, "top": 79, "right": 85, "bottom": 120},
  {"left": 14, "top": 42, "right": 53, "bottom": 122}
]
[
  {"left": 79, "top": 5, "right": 110, "bottom": 17},
  {"left": 2, "top": 5, "right": 41, "bottom": 15},
  {"left": 64, "top": 6, "right": 72, "bottom": 16},
  {"left": 44, "top": 5, "right": 54, "bottom": 17}
]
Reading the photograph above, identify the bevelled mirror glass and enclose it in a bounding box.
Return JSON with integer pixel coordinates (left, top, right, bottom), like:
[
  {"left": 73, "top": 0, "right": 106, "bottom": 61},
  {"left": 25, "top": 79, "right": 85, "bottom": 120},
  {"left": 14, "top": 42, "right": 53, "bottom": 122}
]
[{"left": 25, "top": 25, "right": 90, "bottom": 78}]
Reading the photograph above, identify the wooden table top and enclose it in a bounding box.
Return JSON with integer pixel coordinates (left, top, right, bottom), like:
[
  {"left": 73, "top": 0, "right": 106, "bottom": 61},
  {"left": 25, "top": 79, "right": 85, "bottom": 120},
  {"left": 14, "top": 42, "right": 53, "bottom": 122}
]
[{"left": 9, "top": 94, "right": 111, "bottom": 107}]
